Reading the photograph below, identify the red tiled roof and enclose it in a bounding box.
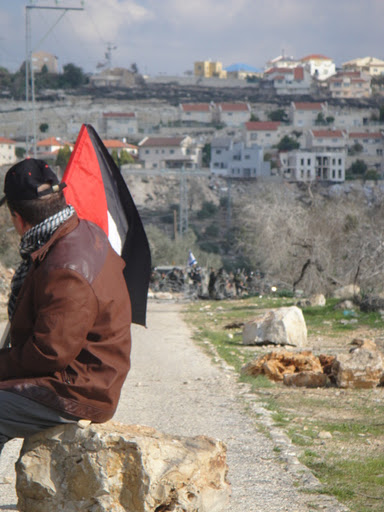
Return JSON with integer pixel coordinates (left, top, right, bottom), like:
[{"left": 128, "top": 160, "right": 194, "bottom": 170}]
[
  {"left": 293, "top": 102, "right": 323, "bottom": 110},
  {"left": 0, "top": 137, "right": 16, "bottom": 144},
  {"left": 265, "top": 67, "right": 292, "bottom": 75},
  {"left": 301, "top": 54, "right": 332, "bottom": 61},
  {"left": 349, "top": 132, "right": 382, "bottom": 139},
  {"left": 293, "top": 67, "right": 304, "bottom": 80},
  {"left": 181, "top": 103, "right": 211, "bottom": 112},
  {"left": 103, "top": 139, "right": 128, "bottom": 148},
  {"left": 139, "top": 137, "right": 185, "bottom": 147},
  {"left": 245, "top": 122, "right": 281, "bottom": 131},
  {"left": 218, "top": 103, "right": 249, "bottom": 111},
  {"left": 103, "top": 112, "right": 136, "bottom": 118},
  {"left": 37, "top": 137, "right": 71, "bottom": 147},
  {"left": 312, "top": 130, "right": 345, "bottom": 138}
]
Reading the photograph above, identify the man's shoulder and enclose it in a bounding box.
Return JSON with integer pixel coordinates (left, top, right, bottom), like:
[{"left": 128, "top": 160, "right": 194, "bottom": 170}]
[{"left": 45, "top": 220, "right": 113, "bottom": 284}]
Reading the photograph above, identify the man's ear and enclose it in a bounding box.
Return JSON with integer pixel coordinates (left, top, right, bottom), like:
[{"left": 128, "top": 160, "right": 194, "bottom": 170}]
[{"left": 11, "top": 211, "right": 31, "bottom": 235}]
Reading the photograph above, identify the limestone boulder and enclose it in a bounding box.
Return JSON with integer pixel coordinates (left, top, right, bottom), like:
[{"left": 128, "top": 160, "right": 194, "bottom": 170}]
[
  {"left": 241, "top": 350, "right": 322, "bottom": 382},
  {"left": 332, "top": 284, "right": 360, "bottom": 300},
  {"left": 332, "top": 339, "right": 384, "bottom": 389},
  {"left": 283, "top": 371, "right": 330, "bottom": 388},
  {"left": 297, "top": 294, "right": 326, "bottom": 308},
  {"left": 16, "top": 422, "right": 230, "bottom": 512},
  {"left": 242, "top": 306, "right": 307, "bottom": 347}
]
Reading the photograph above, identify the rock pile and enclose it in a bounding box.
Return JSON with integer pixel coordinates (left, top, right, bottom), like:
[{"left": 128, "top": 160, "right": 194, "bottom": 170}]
[{"left": 241, "top": 338, "right": 384, "bottom": 389}]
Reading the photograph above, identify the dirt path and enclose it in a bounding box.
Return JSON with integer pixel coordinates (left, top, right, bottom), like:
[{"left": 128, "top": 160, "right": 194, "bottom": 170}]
[{"left": 0, "top": 302, "right": 350, "bottom": 511}]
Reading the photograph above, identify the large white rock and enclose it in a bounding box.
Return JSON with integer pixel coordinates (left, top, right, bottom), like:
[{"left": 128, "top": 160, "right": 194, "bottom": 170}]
[
  {"left": 332, "top": 284, "right": 360, "bottom": 300},
  {"left": 242, "top": 306, "right": 308, "bottom": 347},
  {"left": 16, "top": 422, "right": 230, "bottom": 512}
]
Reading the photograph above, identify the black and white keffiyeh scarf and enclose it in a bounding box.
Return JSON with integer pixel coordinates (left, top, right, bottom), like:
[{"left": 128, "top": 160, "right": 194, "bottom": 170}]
[{"left": 8, "top": 205, "right": 75, "bottom": 321}]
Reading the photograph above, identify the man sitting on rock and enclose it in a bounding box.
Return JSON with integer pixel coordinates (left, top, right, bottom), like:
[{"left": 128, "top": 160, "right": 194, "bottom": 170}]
[{"left": 0, "top": 159, "right": 132, "bottom": 454}]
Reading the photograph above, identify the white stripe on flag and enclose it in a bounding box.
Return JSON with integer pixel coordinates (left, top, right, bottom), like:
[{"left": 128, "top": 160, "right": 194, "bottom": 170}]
[{"left": 107, "top": 210, "right": 122, "bottom": 255}]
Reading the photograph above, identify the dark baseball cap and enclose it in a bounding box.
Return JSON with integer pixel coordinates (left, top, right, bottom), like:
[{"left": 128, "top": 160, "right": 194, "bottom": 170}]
[{"left": 0, "top": 158, "right": 66, "bottom": 206}]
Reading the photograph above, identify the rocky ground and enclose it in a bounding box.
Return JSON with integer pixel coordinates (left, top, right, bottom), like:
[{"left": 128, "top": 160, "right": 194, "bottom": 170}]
[{"left": 0, "top": 298, "right": 351, "bottom": 512}]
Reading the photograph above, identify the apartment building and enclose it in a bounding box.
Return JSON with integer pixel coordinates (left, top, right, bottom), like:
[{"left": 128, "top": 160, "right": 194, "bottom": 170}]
[
  {"left": 194, "top": 61, "right": 227, "bottom": 79},
  {"left": 263, "top": 66, "right": 312, "bottom": 95},
  {"left": 328, "top": 71, "right": 371, "bottom": 98},
  {"left": 280, "top": 150, "right": 345, "bottom": 183},
  {"left": 342, "top": 56, "right": 384, "bottom": 76},
  {"left": 210, "top": 138, "right": 271, "bottom": 178}
]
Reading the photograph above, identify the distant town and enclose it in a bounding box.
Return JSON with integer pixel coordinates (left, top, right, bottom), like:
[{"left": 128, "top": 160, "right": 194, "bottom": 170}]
[{"left": 0, "top": 51, "right": 384, "bottom": 183}]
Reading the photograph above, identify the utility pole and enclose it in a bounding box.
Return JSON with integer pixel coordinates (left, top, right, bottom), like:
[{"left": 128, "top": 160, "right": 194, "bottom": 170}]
[
  {"left": 179, "top": 166, "right": 189, "bottom": 238},
  {"left": 25, "top": 2, "right": 84, "bottom": 157},
  {"left": 226, "top": 177, "right": 232, "bottom": 229}
]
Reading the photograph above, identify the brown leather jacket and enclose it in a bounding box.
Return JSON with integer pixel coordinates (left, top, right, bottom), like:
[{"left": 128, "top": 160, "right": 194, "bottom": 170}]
[{"left": 0, "top": 214, "right": 132, "bottom": 422}]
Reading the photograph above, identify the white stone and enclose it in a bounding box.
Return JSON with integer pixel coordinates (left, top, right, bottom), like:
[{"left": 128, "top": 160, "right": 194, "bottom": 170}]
[{"left": 242, "top": 306, "right": 308, "bottom": 347}]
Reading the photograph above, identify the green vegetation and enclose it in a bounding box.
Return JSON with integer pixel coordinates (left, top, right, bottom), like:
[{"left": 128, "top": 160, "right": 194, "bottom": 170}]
[
  {"left": 276, "top": 135, "right": 300, "bottom": 151},
  {"left": 185, "top": 295, "right": 384, "bottom": 512}
]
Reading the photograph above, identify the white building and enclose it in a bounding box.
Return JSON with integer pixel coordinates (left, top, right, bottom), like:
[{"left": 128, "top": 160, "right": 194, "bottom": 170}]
[
  {"left": 179, "top": 103, "right": 214, "bottom": 124},
  {"left": 210, "top": 138, "right": 271, "bottom": 178},
  {"left": 289, "top": 102, "right": 328, "bottom": 128},
  {"left": 280, "top": 150, "right": 345, "bottom": 183},
  {"left": 342, "top": 56, "right": 384, "bottom": 76},
  {"left": 0, "top": 137, "right": 16, "bottom": 165},
  {"left": 138, "top": 136, "right": 202, "bottom": 169},
  {"left": 300, "top": 54, "right": 336, "bottom": 81},
  {"left": 263, "top": 66, "right": 312, "bottom": 95},
  {"left": 215, "top": 102, "right": 251, "bottom": 126},
  {"left": 348, "top": 132, "right": 383, "bottom": 158}
]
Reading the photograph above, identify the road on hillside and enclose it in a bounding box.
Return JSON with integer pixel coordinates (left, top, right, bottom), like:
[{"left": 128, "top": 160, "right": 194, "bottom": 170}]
[{"left": 0, "top": 302, "right": 349, "bottom": 511}]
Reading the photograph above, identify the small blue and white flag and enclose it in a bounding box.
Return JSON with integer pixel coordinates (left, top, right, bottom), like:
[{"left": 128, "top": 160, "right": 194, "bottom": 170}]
[{"left": 188, "top": 250, "right": 197, "bottom": 267}]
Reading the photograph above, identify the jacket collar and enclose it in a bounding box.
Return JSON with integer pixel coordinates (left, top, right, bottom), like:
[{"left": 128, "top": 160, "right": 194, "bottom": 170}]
[{"left": 31, "top": 213, "right": 79, "bottom": 263}]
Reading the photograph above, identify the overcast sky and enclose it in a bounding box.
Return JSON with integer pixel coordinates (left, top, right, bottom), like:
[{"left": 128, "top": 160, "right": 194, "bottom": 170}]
[{"left": 1, "top": 0, "right": 383, "bottom": 76}]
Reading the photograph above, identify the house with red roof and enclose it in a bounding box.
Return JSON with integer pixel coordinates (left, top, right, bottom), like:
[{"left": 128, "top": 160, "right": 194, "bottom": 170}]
[
  {"left": 102, "top": 139, "right": 138, "bottom": 158},
  {"left": 347, "top": 131, "right": 383, "bottom": 159},
  {"left": 327, "top": 71, "right": 371, "bottom": 98},
  {"left": 179, "top": 103, "right": 214, "bottom": 125},
  {"left": 306, "top": 129, "right": 348, "bottom": 150},
  {"left": 263, "top": 66, "right": 312, "bottom": 95},
  {"left": 243, "top": 121, "right": 282, "bottom": 148},
  {"left": 36, "top": 137, "right": 74, "bottom": 158},
  {"left": 101, "top": 112, "right": 138, "bottom": 137},
  {"left": 138, "top": 136, "right": 202, "bottom": 169},
  {"left": 300, "top": 54, "right": 336, "bottom": 81},
  {"left": 289, "top": 101, "right": 329, "bottom": 127},
  {"left": 215, "top": 102, "right": 251, "bottom": 127},
  {"left": 0, "top": 137, "right": 17, "bottom": 166}
]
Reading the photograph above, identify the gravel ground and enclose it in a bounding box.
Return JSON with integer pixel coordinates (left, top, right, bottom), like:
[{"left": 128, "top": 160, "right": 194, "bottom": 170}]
[{"left": 0, "top": 302, "right": 350, "bottom": 511}]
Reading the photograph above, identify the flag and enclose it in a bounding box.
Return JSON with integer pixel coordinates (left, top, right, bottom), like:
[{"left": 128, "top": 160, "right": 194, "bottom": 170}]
[
  {"left": 188, "top": 250, "right": 197, "bottom": 267},
  {"left": 62, "top": 124, "right": 151, "bottom": 326}
]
